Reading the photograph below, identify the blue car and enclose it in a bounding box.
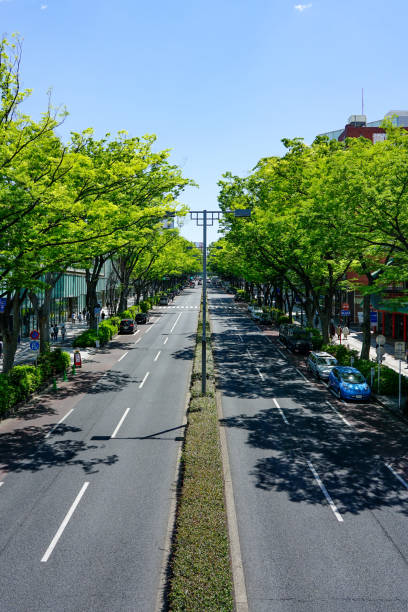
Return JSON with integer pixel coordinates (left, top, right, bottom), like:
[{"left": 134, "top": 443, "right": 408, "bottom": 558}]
[{"left": 328, "top": 366, "right": 371, "bottom": 401}]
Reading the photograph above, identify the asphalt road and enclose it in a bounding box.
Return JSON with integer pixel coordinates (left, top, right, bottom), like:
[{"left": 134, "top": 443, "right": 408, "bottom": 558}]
[
  {"left": 0, "top": 288, "right": 200, "bottom": 612},
  {"left": 210, "top": 288, "right": 408, "bottom": 612}
]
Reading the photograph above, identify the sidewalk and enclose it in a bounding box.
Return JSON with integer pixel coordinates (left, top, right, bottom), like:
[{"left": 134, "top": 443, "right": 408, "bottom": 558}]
[{"left": 1, "top": 319, "right": 99, "bottom": 368}]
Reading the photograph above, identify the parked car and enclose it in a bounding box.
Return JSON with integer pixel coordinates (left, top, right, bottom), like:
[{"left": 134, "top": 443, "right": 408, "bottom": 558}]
[
  {"left": 135, "top": 312, "right": 149, "bottom": 324},
  {"left": 307, "top": 351, "right": 338, "bottom": 380},
  {"left": 328, "top": 366, "right": 371, "bottom": 401},
  {"left": 278, "top": 323, "right": 298, "bottom": 345},
  {"left": 119, "top": 319, "right": 136, "bottom": 334},
  {"left": 159, "top": 296, "right": 169, "bottom": 305},
  {"left": 286, "top": 328, "right": 313, "bottom": 353}
]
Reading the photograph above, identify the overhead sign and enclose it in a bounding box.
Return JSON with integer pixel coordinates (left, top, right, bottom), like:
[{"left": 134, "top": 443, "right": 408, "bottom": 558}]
[
  {"left": 30, "top": 329, "right": 40, "bottom": 340},
  {"left": 30, "top": 341, "right": 40, "bottom": 351},
  {"left": 0, "top": 297, "right": 6, "bottom": 313},
  {"left": 395, "top": 341, "right": 405, "bottom": 359}
]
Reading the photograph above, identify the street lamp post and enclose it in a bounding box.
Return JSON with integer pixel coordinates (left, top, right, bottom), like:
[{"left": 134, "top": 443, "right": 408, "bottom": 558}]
[{"left": 190, "top": 209, "right": 251, "bottom": 394}]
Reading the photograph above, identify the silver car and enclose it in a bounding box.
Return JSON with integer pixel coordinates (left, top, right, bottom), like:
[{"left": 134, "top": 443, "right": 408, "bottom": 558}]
[{"left": 307, "top": 351, "right": 338, "bottom": 380}]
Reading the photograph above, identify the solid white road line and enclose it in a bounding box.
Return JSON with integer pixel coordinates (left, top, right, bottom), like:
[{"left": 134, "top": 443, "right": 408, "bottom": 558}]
[
  {"left": 111, "top": 407, "right": 130, "bottom": 439},
  {"left": 45, "top": 409, "right": 74, "bottom": 439},
  {"left": 384, "top": 463, "right": 408, "bottom": 490},
  {"left": 273, "top": 398, "right": 289, "bottom": 425},
  {"left": 163, "top": 337, "right": 168, "bottom": 345},
  {"left": 306, "top": 460, "right": 343, "bottom": 523},
  {"left": 145, "top": 326, "right": 152, "bottom": 334},
  {"left": 256, "top": 368, "right": 265, "bottom": 381},
  {"left": 237, "top": 335, "right": 243, "bottom": 342},
  {"left": 154, "top": 351, "right": 161, "bottom": 362},
  {"left": 326, "top": 401, "right": 351, "bottom": 427},
  {"left": 139, "top": 371, "right": 150, "bottom": 389},
  {"left": 134, "top": 329, "right": 140, "bottom": 334},
  {"left": 277, "top": 348, "right": 286, "bottom": 359},
  {"left": 296, "top": 368, "right": 309, "bottom": 382},
  {"left": 135, "top": 338, "right": 141, "bottom": 344},
  {"left": 41, "top": 482, "right": 90, "bottom": 562},
  {"left": 170, "top": 313, "right": 182, "bottom": 333},
  {"left": 246, "top": 349, "right": 253, "bottom": 359},
  {"left": 118, "top": 351, "right": 128, "bottom": 362}
]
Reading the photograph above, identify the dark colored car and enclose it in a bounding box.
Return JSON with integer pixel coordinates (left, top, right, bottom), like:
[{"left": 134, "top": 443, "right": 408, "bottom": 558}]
[
  {"left": 119, "top": 319, "right": 136, "bottom": 334},
  {"left": 135, "top": 312, "right": 149, "bottom": 324},
  {"left": 286, "top": 329, "right": 313, "bottom": 354}
]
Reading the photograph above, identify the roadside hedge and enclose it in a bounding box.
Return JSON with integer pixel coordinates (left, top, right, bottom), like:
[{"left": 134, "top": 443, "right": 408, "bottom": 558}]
[
  {"left": 73, "top": 316, "right": 120, "bottom": 348},
  {"left": 322, "top": 343, "right": 408, "bottom": 396},
  {"left": 0, "top": 348, "right": 71, "bottom": 416}
]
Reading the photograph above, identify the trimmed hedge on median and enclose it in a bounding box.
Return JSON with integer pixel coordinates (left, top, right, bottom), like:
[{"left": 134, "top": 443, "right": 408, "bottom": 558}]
[{"left": 0, "top": 348, "right": 71, "bottom": 416}]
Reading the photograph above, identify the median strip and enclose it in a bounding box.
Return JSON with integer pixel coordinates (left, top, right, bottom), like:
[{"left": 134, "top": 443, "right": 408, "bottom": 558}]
[{"left": 166, "top": 306, "right": 234, "bottom": 611}]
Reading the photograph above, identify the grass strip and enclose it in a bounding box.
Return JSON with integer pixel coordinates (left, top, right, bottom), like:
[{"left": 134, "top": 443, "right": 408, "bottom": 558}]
[{"left": 166, "top": 308, "right": 234, "bottom": 611}]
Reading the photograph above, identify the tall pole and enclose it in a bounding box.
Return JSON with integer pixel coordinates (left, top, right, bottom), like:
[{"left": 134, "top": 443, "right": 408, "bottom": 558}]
[{"left": 202, "top": 210, "right": 207, "bottom": 394}]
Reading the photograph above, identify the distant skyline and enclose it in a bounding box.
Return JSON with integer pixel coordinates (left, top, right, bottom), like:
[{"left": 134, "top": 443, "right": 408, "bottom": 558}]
[{"left": 2, "top": 0, "right": 408, "bottom": 243}]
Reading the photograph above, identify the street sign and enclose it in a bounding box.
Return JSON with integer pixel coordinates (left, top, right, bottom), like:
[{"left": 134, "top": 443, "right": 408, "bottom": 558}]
[
  {"left": 376, "top": 334, "right": 386, "bottom": 346},
  {"left": 0, "top": 297, "right": 6, "bottom": 313},
  {"left": 30, "top": 329, "right": 40, "bottom": 340},
  {"left": 341, "top": 310, "right": 350, "bottom": 316},
  {"left": 370, "top": 311, "right": 378, "bottom": 323},
  {"left": 30, "top": 341, "right": 40, "bottom": 351},
  {"left": 376, "top": 346, "right": 385, "bottom": 359},
  {"left": 342, "top": 303, "right": 349, "bottom": 309},
  {"left": 395, "top": 341, "right": 405, "bottom": 360}
]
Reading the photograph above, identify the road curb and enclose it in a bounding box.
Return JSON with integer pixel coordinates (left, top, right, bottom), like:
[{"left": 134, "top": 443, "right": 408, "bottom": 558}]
[
  {"left": 209, "top": 309, "right": 249, "bottom": 612},
  {"left": 154, "top": 361, "right": 192, "bottom": 612}
]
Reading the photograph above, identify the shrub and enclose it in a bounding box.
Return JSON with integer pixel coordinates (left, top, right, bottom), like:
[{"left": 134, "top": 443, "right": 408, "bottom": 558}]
[
  {"left": 305, "top": 327, "right": 323, "bottom": 350},
  {"left": 8, "top": 365, "right": 41, "bottom": 402},
  {"left": 139, "top": 300, "right": 150, "bottom": 313},
  {"left": 277, "top": 314, "right": 291, "bottom": 325},
  {"left": 73, "top": 329, "right": 98, "bottom": 348},
  {"left": 118, "top": 309, "right": 133, "bottom": 319},
  {"left": 49, "top": 348, "right": 71, "bottom": 373},
  {"left": 0, "top": 374, "right": 17, "bottom": 414}
]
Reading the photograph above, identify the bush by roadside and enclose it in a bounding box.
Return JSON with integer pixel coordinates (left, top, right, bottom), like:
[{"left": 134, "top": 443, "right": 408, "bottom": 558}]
[
  {"left": 322, "top": 343, "right": 408, "bottom": 396},
  {"left": 73, "top": 316, "right": 120, "bottom": 348},
  {"left": 0, "top": 348, "right": 71, "bottom": 416}
]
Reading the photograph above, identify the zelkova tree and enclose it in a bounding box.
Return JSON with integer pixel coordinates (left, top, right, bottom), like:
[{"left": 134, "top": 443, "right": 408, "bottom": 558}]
[{"left": 217, "top": 138, "right": 361, "bottom": 344}]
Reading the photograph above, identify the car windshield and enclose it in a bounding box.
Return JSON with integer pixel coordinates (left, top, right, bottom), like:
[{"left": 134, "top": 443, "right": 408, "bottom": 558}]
[
  {"left": 340, "top": 372, "right": 365, "bottom": 384},
  {"left": 316, "top": 357, "right": 337, "bottom": 366}
]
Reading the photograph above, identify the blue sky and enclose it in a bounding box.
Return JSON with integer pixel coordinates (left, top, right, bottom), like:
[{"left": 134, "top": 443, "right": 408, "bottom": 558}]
[{"left": 2, "top": 0, "right": 408, "bottom": 243}]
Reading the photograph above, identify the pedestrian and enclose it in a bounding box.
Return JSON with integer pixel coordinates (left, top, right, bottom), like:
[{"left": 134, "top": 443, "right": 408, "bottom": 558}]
[
  {"left": 71, "top": 312, "right": 76, "bottom": 326},
  {"left": 78, "top": 312, "right": 82, "bottom": 323},
  {"left": 0, "top": 337, "right": 3, "bottom": 360},
  {"left": 329, "top": 322, "right": 335, "bottom": 340},
  {"left": 101, "top": 311, "right": 105, "bottom": 320},
  {"left": 54, "top": 324, "right": 59, "bottom": 341},
  {"left": 61, "top": 323, "right": 66, "bottom": 342},
  {"left": 82, "top": 308, "right": 86, "bottom": 317},
  {"left": 405, "top": 346, "right": 408, "bottom": 368}
]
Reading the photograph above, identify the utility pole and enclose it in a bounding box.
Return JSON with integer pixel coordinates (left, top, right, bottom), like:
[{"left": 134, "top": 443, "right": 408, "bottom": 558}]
[{"left": 190, "top": 208, "right": 251, "bottom": 394}]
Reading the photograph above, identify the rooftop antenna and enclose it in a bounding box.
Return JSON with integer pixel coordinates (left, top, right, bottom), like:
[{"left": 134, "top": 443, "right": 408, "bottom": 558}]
[{"left": 362, "top": 88, "right": 364, "bottom": 115}]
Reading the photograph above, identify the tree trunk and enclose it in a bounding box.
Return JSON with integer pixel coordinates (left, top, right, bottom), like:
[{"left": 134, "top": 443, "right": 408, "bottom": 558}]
[
  {"left": 319, "top": 294, "right": 333, "bottom": 345},
  {"left": 0, "top": 295, "right": 22, "bottom": 374},
  {"left": 360, "top": 293, "right": 372, "bottom": 360}
]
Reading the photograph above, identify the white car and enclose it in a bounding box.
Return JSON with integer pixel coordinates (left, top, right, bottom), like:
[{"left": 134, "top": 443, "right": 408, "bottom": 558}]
[{"left": 307, "top": 351, "right": 338, "bottom": 380}]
